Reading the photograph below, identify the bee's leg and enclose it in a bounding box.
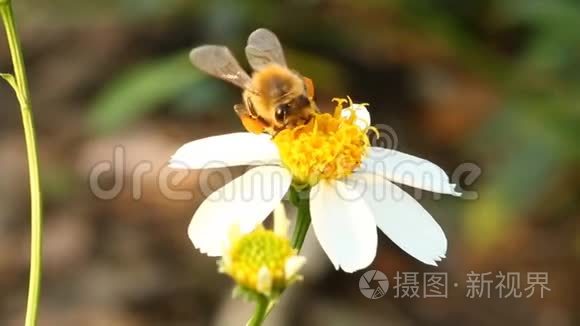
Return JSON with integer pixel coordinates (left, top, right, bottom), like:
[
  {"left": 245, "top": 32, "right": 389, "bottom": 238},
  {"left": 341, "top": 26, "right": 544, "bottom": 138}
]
[
  {"left": 303, "top": 76, "right": 316, "bottom": 100},
  {"left": 308, "top": 99, "right": 320, "bottom": 113},
  {"left": 234, "top": 103, "right": 248, "bottom": 116},
  {"left": 234, "top": 103, "right": 267, "bottom": 134},
  {"left": 245, "top": 97, "right": 259, "bottom": 117}
]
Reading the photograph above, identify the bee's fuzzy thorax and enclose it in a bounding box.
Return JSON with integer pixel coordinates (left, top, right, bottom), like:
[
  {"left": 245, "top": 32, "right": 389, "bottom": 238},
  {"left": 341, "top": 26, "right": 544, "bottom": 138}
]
[{"left": 250, "top": 64, "right": 304, "bottom": 107}]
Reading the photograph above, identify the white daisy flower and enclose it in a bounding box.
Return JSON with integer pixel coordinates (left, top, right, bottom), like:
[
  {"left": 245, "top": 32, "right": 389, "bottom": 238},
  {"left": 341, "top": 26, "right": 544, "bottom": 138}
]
[
  {"left": 218, "top": 209, "right": 306, "bottom": 297},
  {"left": 170, "top": 98, "right": 461, "bottom": 273}
]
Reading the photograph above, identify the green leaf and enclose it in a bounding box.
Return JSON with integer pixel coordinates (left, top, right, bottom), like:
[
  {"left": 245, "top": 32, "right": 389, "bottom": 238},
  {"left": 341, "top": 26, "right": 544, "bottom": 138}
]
[
  {"left": 0, "top": 72, "right": 17, "bottom": 91},
  {"left": 1, "top": 72, "right": 27, "bottom": 106},
  {"left": 88, "top": 51, "right": 202, "bottom": 134},
  {"left": 232, "top": 285, "right": 263, "bottom": 303},
  {"left": 1, "top": 72, "right": 19, "bottom": 96}
]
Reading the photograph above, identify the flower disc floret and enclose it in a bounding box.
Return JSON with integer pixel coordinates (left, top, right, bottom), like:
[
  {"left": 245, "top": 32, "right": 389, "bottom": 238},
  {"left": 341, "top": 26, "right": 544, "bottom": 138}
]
[
  {"left": 220, "top": 227, "right": 301, "bottom": 296},
  {"left": 274, "top": 98, "right": 370, "bottom": 185}
]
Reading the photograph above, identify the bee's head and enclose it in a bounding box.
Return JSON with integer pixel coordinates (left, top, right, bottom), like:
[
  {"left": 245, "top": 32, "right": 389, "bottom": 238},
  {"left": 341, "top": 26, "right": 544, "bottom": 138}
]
[
  {"left": 274, "top": 103, "right": 290, "bottom": 124},
  {"left": 252, "top": 64, "right": 314, "bottom": 128}
]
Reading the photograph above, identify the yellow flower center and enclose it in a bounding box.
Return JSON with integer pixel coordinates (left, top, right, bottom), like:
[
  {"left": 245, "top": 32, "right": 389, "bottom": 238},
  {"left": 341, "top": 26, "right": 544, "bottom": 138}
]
[
  {"left": 273, "top": 98, "right": 370, "bottom": 185},
  {"left": 222, "top": 228, "right": 296, "bottom": 293}
]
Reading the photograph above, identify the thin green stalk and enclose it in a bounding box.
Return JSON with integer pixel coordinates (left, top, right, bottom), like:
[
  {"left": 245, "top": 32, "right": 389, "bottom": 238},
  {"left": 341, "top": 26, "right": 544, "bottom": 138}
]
[
  {"left": 291, "top": 191, "right": 311, "bottom": 251},
  {"left": 247, "top": 295, "right": 268, "bottom": 326},
  {"left": 262, "top": 188, "right": 311, "bottom": 318},
  {"left": 0, "top": 1, "right": 43, "bottom": 326}
]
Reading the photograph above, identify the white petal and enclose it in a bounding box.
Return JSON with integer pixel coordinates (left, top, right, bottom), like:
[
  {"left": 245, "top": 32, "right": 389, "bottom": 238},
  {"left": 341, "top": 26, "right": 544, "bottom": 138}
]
[
  {"left": 188, "top": 166, "right": 292, "bottom": 256},
  {"left": 284, "top": 255, "right": 307, "bottom": 281},
  {"left": 223, "top": 224, "right": 242, "bottom": 254},
  {"left": 256, "top": 266, "right": 272, "bottom": 295},
  {"left": 360, "top": 147, "right": 461, "bottom": 196},
  {"left": 341, "top": 103, "right": 371, "bottom": 130},
  {"left": 349, "top": 173, "right": 447, "bottom": 266},
  {"left": 273, "top": 203, "right": 290, "bottom": 237},
  {"left": 169, "top": 132, "right": 280, "bottom": 169},
  {"left": 309, "top": 180, "right": 377, "bottom": 273}
]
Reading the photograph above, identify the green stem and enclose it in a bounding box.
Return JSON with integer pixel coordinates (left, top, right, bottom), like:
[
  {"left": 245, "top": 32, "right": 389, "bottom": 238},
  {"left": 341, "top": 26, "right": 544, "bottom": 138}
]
[
  {"left": 291, "top": 190, "right": 311, "bottom": 251},
  {"left": 262, "top": 188, "right": 311, "bottom": 318},
  {"left": 247, "top": 295, "right": 268, "bottom": 326},
  {"left": 0, "top": 2, "right": 43, "bottom": 326}
]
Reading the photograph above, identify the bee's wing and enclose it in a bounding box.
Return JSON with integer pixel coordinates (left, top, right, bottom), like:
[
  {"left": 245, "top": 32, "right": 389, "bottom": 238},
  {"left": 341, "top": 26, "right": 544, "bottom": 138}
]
[
  {"left": 190, "top": 45, "right": 251, "bottom": 89},
  {"left": 245, "top": 28, "right": 287, "bottom": 70}
]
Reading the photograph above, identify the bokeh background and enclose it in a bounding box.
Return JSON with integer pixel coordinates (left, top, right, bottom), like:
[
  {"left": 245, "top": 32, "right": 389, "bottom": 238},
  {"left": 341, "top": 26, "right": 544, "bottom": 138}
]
[{"left": 1, "top": 0, "right": 579, "bottom": 325}]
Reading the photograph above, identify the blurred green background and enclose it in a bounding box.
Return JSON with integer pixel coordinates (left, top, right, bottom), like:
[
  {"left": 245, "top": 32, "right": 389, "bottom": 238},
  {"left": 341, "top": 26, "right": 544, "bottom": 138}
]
[{"left": 0, "top": 0, "right": 578, "bottom": 325}]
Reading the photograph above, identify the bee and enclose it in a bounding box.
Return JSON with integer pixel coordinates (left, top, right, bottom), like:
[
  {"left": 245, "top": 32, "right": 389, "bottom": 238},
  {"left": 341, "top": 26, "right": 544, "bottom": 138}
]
[{"left": 189, "top": 28, "right": 318, "bottom": 135}]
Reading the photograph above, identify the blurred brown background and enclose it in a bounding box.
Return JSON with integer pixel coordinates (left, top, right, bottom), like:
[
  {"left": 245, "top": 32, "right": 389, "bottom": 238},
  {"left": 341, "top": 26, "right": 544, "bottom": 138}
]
[{"left": 0, "top": 0, "right": 578, "bottom": 325}]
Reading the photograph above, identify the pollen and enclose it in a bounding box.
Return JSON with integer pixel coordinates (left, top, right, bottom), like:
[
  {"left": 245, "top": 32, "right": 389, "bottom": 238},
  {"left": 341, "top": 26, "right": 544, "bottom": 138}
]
[
  {"left": 220, "top": 227, "right": 298, "bottom": 295},
  {"left": 273, "top": 97, "right": 371, "bottom": 185}
]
